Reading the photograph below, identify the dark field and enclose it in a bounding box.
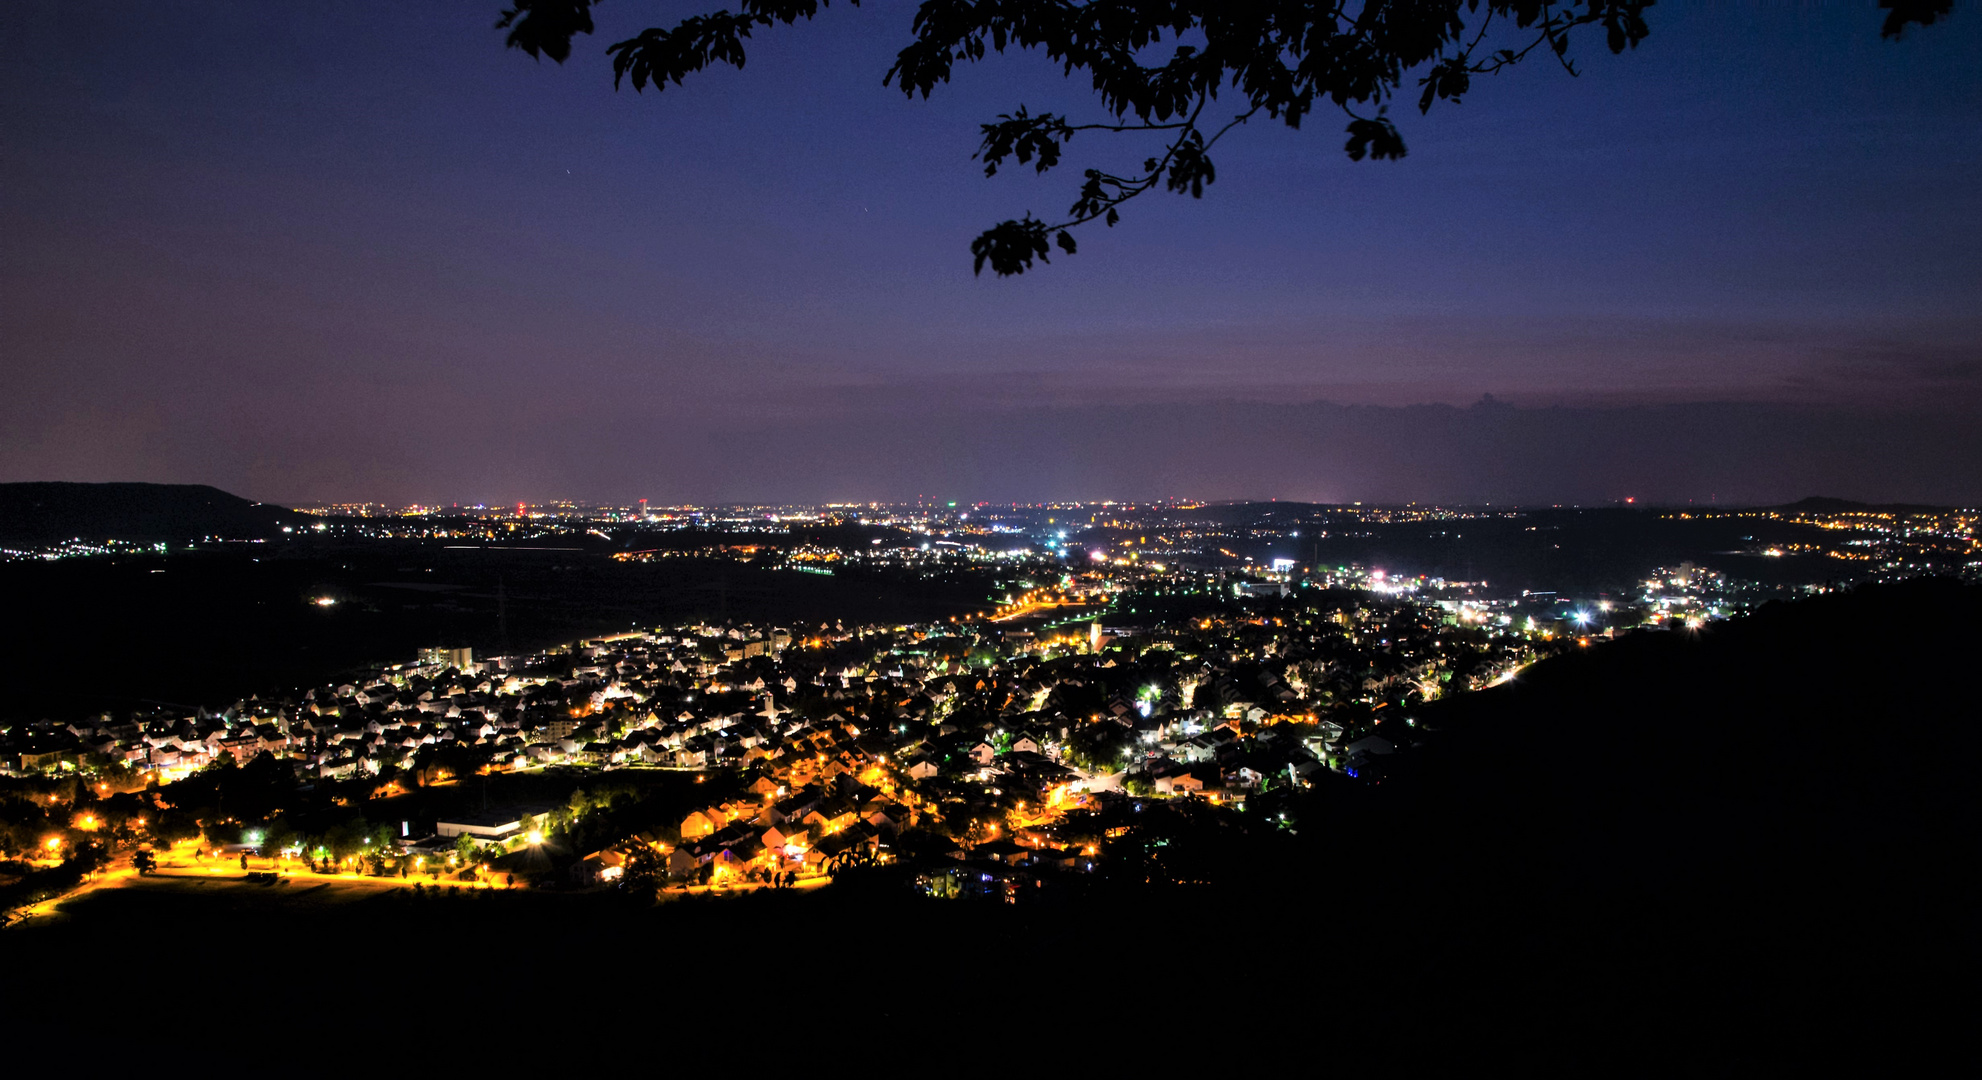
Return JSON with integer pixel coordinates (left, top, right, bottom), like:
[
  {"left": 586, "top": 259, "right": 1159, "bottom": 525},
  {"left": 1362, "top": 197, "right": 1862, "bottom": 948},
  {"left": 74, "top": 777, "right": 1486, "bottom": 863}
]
[
  {"left": 0, "top": 539, "right": 992, "bottom": 724},
  {"left": 1173, "top": 503, "right": 1844, "bottom": 594}
]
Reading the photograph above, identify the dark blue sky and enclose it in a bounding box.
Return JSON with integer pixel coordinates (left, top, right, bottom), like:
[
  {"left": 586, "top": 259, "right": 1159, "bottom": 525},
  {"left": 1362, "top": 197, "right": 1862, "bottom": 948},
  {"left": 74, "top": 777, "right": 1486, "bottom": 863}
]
[{"left": 3, "top": 2, "right": 1978, "bottom": 505}]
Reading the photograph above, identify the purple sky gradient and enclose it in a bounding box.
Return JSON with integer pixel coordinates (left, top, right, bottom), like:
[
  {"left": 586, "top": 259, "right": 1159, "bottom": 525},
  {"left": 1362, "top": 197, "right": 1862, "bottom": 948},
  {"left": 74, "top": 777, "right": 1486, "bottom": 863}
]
[{"left": 3, "top": 2, "right": 1978, "bottom": 505}]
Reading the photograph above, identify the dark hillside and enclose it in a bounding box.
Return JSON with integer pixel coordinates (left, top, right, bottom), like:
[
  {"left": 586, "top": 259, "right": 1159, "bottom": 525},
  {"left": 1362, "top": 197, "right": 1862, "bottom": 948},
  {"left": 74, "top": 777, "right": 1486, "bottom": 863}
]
[
  {"left": 1399, "top": 577, "right": 1978, "bottom": 860},
  {"left": 0, "top": 481, "right": 308, "bottom": 547},
  {"left": 1333, "top": 577, "right": 1980, "bottom": 1050}
]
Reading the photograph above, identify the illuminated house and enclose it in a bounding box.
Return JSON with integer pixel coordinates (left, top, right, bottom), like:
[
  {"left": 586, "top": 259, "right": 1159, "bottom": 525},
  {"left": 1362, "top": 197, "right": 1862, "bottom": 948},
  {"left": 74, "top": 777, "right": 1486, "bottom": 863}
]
[
  {"left": 761, "top": 821, "right": 808, "bottom": 853},
  {"left": 1152, "top": 769, "right": 1205, "bottom": 795},
  {"left": 680, "top": 809, "right": 720, "bottom": 839},
  {"left": 571, "top": 848, "right": 626, "bottom": 886}
]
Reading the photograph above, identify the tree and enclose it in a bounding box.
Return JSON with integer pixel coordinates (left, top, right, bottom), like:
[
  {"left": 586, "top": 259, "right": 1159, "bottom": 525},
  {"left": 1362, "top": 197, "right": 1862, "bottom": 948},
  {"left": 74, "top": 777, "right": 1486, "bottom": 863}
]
[
  {"left": 496, "top": 1, "right": 1953, "bottom": 275},
  {"left": 323, "top": 818, "right": 371, "bottom": 863},
  {"left": 260, "top": 819, "right": 297, "bottom": 859},
  {"left": 617, "top": 844, "right": 667, "bottom": 904}
]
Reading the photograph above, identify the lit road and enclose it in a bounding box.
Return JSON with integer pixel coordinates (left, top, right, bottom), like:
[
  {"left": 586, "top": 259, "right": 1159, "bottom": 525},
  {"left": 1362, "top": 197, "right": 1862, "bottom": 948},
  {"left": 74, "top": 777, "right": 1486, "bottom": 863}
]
[
  {"left": 1078, "top": 769, "right": 1125, "bottom": 793},
  {"left": 985, "top": 588, "right": 1089, "bottom": 624},
  {"left": 4, "top": 840, "right": 837, "bottom": 923},
  {"left": 4, "top": 861, "right": 140, "bottom": 927},
  {"left": 2, "top": 842, "right": 516, "bottom": 926}
]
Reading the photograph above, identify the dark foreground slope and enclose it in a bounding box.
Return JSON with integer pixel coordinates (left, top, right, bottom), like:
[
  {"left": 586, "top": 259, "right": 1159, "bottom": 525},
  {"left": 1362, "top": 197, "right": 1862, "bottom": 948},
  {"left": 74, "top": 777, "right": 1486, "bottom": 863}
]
[
  {"left": 8, "top": 582, "right": 1974, "bottom": 1062},
  {"left": 1400, "top": 575, "right": 1978, "bottom": 892},
  {"left": 0, "top": 481, "right": 307, "bottom": 547},
  {"left": 1340, "top": 577, "right": 1981, "bottom": 1052}
]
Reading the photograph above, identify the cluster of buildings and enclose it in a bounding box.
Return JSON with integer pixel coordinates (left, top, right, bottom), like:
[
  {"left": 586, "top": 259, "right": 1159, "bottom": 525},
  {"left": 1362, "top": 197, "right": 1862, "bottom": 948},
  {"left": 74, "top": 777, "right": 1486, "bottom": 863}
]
[
  {"left": 0, "top": 537, "right": 165, "bottom": 563},
  {"left": 1670, "top": 505, "right": 1982, "bottom": 581},
  {"left": 6, "top": 563, "right": 1557, "bottom": 885},
  {"left": 11, "top": 494, "right": 1971, "bottom": 898}
]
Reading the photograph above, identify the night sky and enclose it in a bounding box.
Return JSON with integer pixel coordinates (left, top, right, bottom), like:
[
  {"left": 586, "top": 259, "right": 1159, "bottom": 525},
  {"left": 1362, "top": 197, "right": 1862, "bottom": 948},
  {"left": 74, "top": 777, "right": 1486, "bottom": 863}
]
[{"left": 4, "top": 3, "right": 1979, "bottom": 506}]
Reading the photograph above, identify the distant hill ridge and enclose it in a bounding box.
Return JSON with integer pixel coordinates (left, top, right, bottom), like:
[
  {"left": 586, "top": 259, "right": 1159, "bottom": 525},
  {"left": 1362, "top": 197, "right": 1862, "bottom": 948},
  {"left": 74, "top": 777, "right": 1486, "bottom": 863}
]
[
  {"left": 0, "top": 482, "right": 309, "bottom": 548},
  {"left": 1777, "top": 495, "right": 1959, "bottom": 513}
]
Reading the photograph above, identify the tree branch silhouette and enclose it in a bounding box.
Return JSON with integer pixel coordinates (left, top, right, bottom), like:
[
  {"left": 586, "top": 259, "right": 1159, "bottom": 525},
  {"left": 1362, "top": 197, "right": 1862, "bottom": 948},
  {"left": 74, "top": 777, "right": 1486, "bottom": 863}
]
[{"left": 497, "top": 1, "right": 1955, "bottom": 276}]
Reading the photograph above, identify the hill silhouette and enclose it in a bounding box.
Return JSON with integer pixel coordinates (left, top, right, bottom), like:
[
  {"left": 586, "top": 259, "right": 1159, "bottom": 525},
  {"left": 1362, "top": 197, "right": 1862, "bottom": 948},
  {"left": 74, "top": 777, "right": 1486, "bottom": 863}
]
[
  {"left": 1777, "top": 494, "right": 1959, "bottom": 513},
  {"left": 1317, "top": 576, "right": 1980, "bottom": 1051},
  {"left": 0, "top": 481, "right": 309, "bottom": 548},
  {"left": 1406, "top": 576, "right": 1977, "bottom": 836}
]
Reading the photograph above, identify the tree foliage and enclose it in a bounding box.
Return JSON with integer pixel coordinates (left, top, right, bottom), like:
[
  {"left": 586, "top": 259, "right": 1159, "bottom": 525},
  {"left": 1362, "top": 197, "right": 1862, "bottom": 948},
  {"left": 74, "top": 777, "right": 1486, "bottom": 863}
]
[
  {"left": 498, "top": 1, "right": 1951, "bottom": 275},
  {"left": 615, "top": 842, "right": 667, "bottom": 904}
]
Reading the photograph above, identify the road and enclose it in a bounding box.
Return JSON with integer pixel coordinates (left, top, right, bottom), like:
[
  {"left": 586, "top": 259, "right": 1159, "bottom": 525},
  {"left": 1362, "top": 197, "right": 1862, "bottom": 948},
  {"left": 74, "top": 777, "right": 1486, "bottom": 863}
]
[
  {"left": 6, "top": 838, "right": 838, "bottom": 926},
  {"left": 4, "top": 862, "right": 139, "bottom": 927}
]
